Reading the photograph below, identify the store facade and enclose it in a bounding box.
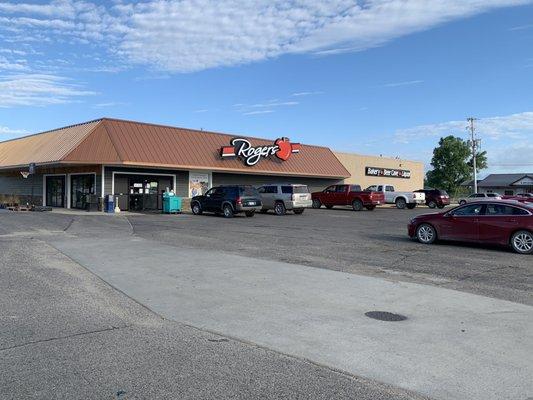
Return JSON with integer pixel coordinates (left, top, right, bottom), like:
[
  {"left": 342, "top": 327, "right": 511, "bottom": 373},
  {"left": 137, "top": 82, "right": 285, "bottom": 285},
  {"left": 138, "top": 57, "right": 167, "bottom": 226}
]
[
  {"left": 0, "top": 118, "right": 425, "bottom": 210},
  {"left": 334, "top": 152, "right": 424, "bottom": 192},
  {"left": 0, "top": 118, "right": 350, "bottom": 210}
]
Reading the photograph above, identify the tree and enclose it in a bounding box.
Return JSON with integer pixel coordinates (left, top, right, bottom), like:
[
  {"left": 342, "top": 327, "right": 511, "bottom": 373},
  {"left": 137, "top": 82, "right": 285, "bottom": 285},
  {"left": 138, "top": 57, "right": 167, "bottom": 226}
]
[{"left": 426, "top": 135, "right": 487, "bottom": 196}]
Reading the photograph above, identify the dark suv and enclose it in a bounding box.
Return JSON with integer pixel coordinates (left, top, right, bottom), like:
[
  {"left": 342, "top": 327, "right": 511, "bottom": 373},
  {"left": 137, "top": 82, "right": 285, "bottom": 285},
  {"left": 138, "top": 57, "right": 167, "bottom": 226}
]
[
  {"left": 415, "top": 189, "right": 450, "bottom": 209},
  {"left": 190, "top": 185, "right": 262, "bottom": 218}
]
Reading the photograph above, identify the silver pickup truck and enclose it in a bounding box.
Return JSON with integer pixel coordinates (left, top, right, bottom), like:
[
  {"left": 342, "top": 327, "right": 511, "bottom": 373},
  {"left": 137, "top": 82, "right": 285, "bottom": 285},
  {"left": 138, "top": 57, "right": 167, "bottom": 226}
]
[{"left": 365, "top": 184, "right": 425, "bottom": 209}]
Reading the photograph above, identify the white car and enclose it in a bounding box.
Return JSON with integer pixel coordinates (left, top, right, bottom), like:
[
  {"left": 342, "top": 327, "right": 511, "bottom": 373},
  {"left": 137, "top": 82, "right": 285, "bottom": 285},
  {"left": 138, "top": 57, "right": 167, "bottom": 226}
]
[{"left": 459, "top": 193, "right": 502, "bottom": 205}]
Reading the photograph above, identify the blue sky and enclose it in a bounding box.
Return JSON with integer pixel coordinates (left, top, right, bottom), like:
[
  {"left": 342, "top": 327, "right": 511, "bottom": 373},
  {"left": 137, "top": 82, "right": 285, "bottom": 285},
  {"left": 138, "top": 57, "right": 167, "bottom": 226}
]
[{"left": 1, "top": 0, "right": 532, "bottom": 176}]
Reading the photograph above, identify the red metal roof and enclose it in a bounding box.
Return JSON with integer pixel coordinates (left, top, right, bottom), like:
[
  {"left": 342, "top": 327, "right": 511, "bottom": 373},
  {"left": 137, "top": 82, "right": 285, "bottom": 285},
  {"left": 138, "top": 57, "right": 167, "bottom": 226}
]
[{"left": 0, "top": 118, "right": 350, "bottom": 178}]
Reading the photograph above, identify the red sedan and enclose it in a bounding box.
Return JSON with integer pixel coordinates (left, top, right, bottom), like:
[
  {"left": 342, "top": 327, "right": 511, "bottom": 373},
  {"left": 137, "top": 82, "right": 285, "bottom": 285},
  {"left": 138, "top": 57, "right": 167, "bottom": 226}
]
[{"left": 408, "top": 201, "right": 533, "bottom": 254}]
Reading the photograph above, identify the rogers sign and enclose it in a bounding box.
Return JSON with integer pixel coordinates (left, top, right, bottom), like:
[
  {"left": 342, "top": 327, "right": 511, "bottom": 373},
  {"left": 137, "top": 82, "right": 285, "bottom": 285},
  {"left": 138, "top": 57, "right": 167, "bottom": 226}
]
[{"left": 220, "top": 137, "right": 301, "bottom": 166}]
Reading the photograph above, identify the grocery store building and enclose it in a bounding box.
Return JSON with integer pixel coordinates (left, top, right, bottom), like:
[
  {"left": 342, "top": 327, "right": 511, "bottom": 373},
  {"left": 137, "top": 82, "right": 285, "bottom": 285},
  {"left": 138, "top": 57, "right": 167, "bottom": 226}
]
[{"left": 0, "top": 118, "right": 424, "bottom": 210}]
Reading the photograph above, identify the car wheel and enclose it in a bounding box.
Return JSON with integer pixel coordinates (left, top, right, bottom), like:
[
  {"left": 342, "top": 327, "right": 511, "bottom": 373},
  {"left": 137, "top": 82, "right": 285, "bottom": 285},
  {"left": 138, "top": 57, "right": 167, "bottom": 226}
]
[
  {"left": 406, "top": 204, "right": 416, "bottom": 209},
  {"left": 191, "top": 202, "right": 202, "bottom": 215},
  {"left": 437, "top": 204, "right": 445, "bottom": 209},
  {"left": 459, "top": 200, "right": 466, "bottom": 205},
  {"left": 395, "top": 198, "right": 407, "bottom": 209},
  {"left": 245, "top": 211, "right": 255, "bottom": 217},
  {"left": 293, "top": 209, "right": 305, "bottom": 214},
  {"left": 365, "top": 205, "right": 376, "bottom": 211},
  {"left": 416, "top": 223, "right": 437, "bottom": 244},
  {"left": 274, "top": 201, "right": 286, "bottom": 216},
  {"left": 510, "top": 230, "right": 533, "bottom": 254},
  {"left": 312, "top": 199, "right": 322, "bottom": 209},
  {"left": 428, "top": 201, "right": 437, "bottom": 209},
  {"left": 352, "top": 199, "right": 363, "bottom": 211},
  {"left": 325, "top": 205, "right": 333, "bottom": 209},
  {"left": 222, "top": 204, "right": 234, "bottom": 218}
]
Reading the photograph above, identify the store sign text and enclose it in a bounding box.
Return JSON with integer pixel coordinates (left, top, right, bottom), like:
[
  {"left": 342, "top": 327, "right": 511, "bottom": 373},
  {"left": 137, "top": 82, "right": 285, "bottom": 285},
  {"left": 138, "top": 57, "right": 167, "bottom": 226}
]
[
  {"left": 365, "top": 166, "right": 411, "bottom": 179},
  {"left": 220, "top": 137, "right": 301, "bottom": 166}
]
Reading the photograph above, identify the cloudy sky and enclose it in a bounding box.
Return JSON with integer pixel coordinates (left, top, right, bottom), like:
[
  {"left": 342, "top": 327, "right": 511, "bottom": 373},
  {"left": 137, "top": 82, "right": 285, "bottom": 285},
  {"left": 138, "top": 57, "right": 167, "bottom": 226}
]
[{"left": 0, "top": 0, "right": 532, "bottom": 175}]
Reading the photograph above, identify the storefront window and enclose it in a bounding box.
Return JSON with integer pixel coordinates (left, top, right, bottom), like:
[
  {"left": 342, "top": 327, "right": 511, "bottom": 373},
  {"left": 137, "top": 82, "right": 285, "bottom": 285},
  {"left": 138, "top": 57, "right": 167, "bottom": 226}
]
[{"left": 71, "top": 174, "right": 95, "bottom": 209}]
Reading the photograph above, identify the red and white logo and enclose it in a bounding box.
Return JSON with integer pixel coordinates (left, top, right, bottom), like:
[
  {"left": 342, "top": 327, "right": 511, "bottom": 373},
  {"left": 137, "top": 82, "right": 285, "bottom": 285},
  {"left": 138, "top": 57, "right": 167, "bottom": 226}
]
[{"left": 220, "top": 137, "right": 300, "bottom": 166}]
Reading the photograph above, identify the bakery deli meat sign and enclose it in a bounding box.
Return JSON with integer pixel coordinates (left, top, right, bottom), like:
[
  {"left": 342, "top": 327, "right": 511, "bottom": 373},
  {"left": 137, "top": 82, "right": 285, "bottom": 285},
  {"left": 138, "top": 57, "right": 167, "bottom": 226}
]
[
  {"left": 366, "top": 166, "right": 411, "bottom": 179},
  {"left": 220, "top": 137, "right": 301, "bottom": 166}
]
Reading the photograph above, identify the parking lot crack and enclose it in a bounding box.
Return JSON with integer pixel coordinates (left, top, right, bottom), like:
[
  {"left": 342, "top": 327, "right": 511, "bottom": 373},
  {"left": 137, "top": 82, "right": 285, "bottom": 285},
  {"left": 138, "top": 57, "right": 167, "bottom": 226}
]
[
  {"left": 62, "top": 217, "right": 75, "bottom": 232},
  {"left": 0, "top": 325, "right": 131, "bottom": 352}
]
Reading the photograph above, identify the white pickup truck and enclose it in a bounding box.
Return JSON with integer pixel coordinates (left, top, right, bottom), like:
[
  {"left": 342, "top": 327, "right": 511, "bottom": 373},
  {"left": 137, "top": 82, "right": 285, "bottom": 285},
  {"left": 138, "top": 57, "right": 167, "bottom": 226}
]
[{"left": 365, "top": 184, "right": 425, "bottom": 209}]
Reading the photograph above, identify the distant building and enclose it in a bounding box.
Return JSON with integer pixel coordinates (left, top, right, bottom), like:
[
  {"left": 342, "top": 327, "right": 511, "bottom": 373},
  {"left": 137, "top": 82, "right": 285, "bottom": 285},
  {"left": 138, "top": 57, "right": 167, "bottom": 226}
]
[{"left": 463, "top": 173, "right": 533, "bottom": 195}]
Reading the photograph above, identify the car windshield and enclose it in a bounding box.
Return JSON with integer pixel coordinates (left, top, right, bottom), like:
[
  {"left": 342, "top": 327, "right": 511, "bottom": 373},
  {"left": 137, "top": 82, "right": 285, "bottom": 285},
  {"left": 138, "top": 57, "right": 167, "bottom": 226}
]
[
  {"left": 239, "top": 186, "right": 259, "bottom": 196},
  {"left": 438, "top": 190, "right": 449, "bottom": 196}
]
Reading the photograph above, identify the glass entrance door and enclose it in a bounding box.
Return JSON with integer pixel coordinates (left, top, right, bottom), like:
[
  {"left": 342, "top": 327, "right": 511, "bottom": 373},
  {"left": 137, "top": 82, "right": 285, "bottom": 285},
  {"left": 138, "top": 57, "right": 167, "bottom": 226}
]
[
  {"left": 71, "top": 174, "right": 95, "bottom": 209},
  {"left": 46, "top": 175, "right": 65, "bottom": 207}
]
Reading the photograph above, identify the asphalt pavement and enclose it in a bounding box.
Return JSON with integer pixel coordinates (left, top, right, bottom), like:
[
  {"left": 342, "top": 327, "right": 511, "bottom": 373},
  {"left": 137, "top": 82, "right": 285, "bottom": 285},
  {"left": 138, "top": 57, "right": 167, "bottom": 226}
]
[
  {"left": 0, "top": 237, "right": 426, "bottom": 400},
  {"left": 125, "top": 206, "right": 533, "bottom": 305},
  {"left": 1, "top": 207, "right": 532, "bottom": 400}
]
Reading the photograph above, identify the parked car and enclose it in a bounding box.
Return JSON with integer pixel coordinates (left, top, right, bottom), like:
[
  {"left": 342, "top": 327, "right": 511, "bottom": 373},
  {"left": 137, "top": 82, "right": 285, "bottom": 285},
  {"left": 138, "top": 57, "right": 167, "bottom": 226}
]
[
  {"left": 191, "top": 185, "right": 262, "bottom": 218},
  {"left": 408, "top": 201, "right": 533, "bottom": 254},
  {"left": 257, "top": 184, "right": 312, "bottom": 215},
  {"left": 365, "top": 184, "right": 425, "bottom": 209},
  {"left": 502, "top": 193, "right": 533, "bottom": 203},
  {"left": 415, "top": 189, "right": 450, "bottom": 209},
  {"left": 311, "top": 184, "right": 384, "bottom": 211},
  {"left": 458, "top": 193, "right": 501, "bottom": 205}
]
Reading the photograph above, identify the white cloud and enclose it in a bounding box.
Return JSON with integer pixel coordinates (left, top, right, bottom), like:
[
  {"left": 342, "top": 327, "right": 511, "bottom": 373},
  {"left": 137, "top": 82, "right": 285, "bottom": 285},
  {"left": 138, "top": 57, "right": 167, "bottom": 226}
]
[
  {"left": 243, "top": 110, "right": 275, "bottom": 116},
  {"left": 381, "top": 80, "right": 423, "bottom": 88},
  {"left": 1, "top": 0, "right": 530, "bottom": 73},
  {"left": 249, "top": 101, "right": 298, "bottom": 108},
  {"left": 0, "top": 74, "right": 97, "bottom": 107},
  {"left": 0, "top": 56, "right": 29, "bottom": 71},
  {"left": 116, "top": 0, "right": 533, "bottom": 72},
  {"left": 235, "top": 99, "right": 299, "bottom": 115},
  {"left": 93, "top": 101, "right": 127, "bottom": 108},
  {"left": 490, "top": 143, "right": 533, "bottom": 171},
  {"left": 291, "top": 91, "right": 323, "bottom": 96},
  {"left": 0, "top": 125, "right": 27, "bottom": 136},
  {"left": 386, "top": 111, "right": 533, "bottom": 174},
  {"left": 393, "top": 111, "right": 533, "bottom": 144},
  {"left": 508, "top": 23, "right": 533, "bottom": 30}
]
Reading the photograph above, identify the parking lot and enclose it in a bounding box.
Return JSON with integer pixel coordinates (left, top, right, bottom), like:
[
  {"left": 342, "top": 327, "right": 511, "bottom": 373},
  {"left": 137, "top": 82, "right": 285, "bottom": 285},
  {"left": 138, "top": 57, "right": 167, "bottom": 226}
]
[
  {"left": 124, "top": 206, "right": 532, "bottom": 305},
  {"left": 1, "top": 206, "right": 532, "bottom": 400}
]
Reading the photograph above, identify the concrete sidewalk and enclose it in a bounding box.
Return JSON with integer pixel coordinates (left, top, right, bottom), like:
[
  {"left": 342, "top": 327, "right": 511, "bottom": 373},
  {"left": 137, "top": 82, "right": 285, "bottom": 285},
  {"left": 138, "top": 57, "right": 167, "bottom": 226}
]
[{"left": 49, "top": 235, "right": 533, "bottom": 400}]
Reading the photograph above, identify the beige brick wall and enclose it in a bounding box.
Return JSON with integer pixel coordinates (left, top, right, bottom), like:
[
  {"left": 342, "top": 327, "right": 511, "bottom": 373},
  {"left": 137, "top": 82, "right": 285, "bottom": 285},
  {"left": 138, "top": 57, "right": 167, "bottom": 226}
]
[{"left": 334, "top": 152, "right": 425, "bottom": 192}]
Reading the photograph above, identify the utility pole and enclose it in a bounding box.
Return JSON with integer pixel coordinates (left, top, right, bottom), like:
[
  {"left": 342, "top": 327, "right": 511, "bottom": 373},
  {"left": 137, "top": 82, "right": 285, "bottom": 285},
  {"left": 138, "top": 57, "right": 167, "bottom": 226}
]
[{"left": 467, "top": 117, "right": 479, "bottom": 193}]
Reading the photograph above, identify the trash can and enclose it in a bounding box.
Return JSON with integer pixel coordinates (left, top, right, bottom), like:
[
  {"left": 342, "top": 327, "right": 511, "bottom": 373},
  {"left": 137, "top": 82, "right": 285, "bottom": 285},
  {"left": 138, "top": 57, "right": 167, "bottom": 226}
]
[
  {"left": 105, "top": 194, "right": 115, "bottom": 213},
  {"left": 162, "top": 192, "right": 182, "bottom": 214}
]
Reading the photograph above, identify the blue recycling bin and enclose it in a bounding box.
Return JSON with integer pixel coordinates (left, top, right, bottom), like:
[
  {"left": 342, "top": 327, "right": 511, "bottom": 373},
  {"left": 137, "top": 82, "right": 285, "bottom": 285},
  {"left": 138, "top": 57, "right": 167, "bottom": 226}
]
[
  {"left": 105, "top": 195, "right": 114, "bottom": 213},
  {"left": 162, "top": 192, "right": 181, "bottom": 214}
]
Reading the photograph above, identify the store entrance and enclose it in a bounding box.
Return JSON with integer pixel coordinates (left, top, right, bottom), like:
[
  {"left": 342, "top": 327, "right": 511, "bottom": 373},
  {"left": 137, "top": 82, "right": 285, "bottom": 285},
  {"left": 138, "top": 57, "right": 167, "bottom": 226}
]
[
  {"left": 113, "top": 174, "right": 173, "bottom": 211},
  {"left": 128, "top": 177, "right": 160, "bottom": 211},
  {"left": 45, "top": 175, "right": 65, "bottom": 207},
  {"left": 71, "top": 174, "right": 95, "bottom": 209}
]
